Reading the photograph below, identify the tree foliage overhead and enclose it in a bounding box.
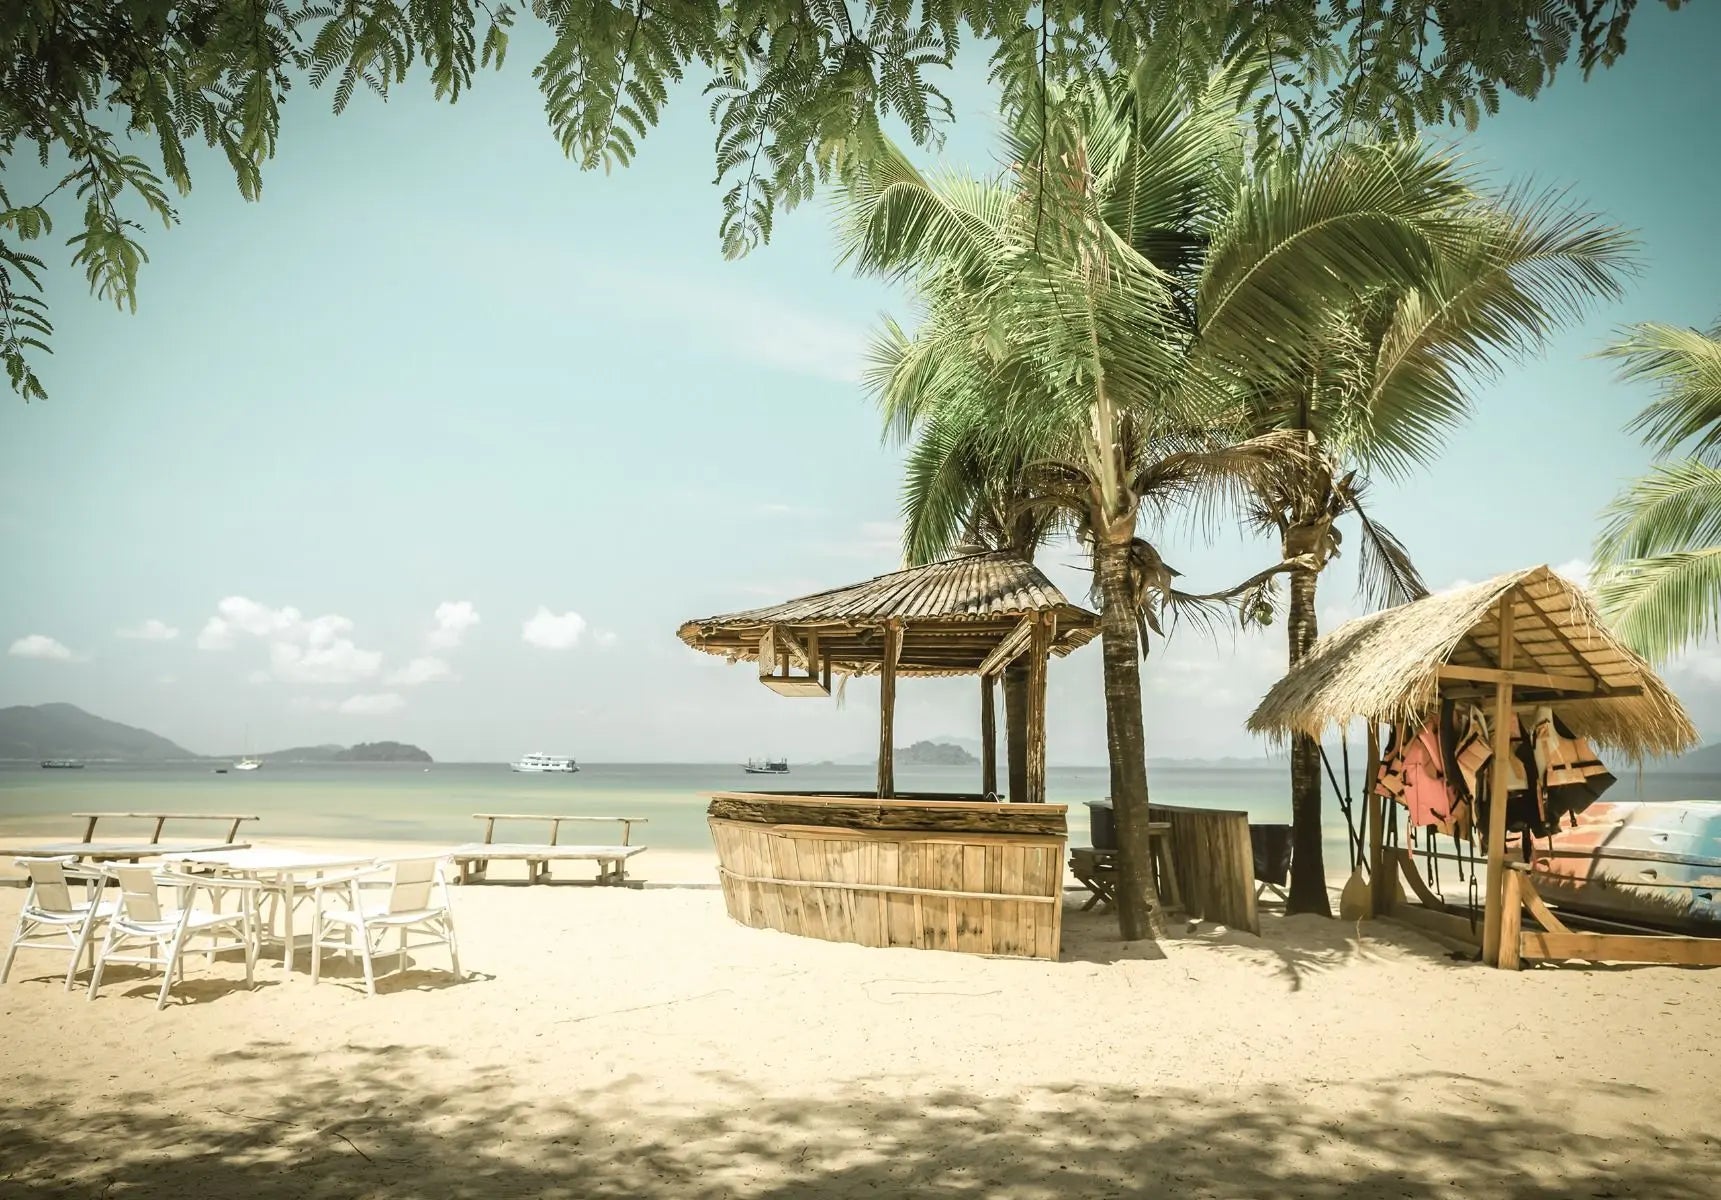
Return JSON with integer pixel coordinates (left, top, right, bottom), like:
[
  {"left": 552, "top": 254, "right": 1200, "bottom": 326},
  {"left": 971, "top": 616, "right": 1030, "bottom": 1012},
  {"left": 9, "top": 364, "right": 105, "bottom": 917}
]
[
  {"left": 1, "top": 0, "right": 1685, "bottom": 400},
  {"left": 1594, "top": 321, "right": 1721, "bottom": 662}
]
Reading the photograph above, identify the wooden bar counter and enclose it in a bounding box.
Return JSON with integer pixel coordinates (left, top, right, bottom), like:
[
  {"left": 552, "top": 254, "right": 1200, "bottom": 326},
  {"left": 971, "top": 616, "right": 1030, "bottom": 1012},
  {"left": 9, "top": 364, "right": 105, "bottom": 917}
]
[{"left": 707, "top": 792, "right": 1067, "bottom": 960}]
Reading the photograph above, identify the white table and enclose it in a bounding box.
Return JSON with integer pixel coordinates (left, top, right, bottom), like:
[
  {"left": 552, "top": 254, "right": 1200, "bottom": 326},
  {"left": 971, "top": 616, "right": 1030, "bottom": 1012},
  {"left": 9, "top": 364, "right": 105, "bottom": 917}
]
[{"left": 174, "top": 849, "right": 378, "bottom": 979}]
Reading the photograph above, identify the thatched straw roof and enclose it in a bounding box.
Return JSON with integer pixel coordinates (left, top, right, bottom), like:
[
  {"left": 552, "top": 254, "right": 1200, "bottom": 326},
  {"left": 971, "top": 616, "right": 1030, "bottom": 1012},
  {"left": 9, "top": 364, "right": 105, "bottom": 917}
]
[
  {"left": 678, "top": 550, "right": 1099, "bottom": 677},
  {"left": 1247, "top": 565, "right": 1696, "bottom": 760}
]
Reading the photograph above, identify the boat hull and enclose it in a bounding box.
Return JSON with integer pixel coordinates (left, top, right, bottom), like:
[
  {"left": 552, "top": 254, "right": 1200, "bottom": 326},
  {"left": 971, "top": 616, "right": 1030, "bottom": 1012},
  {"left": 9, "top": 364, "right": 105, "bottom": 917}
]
[{"left": 1525, "top": 801, "right": 1721, "bottom": 934}]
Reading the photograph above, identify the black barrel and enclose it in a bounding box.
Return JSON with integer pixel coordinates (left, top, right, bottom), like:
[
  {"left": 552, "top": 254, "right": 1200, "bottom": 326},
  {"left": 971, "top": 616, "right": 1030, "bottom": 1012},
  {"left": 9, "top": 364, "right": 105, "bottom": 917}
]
[{"left": 1084, "top": 800, "right": 1117, "bottom": 850}]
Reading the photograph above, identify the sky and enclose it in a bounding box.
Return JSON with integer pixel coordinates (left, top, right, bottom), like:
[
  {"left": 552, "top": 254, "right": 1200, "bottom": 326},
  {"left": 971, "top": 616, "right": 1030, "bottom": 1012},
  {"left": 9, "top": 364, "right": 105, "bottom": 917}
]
[{"left": 2, "top": 8, "right": 1720, "bottom": 763}]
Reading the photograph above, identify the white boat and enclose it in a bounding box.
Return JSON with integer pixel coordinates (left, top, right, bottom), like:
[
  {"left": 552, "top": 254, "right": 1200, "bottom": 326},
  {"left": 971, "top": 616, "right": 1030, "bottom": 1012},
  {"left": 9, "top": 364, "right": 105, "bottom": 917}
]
[
  {"left": 743, "top": 757, "right": 789, "bottom": 775},
  {"left": 233, "top": 757, "right": 261, "bottom": 772},
  {"left": 510, "top": 753, "right": 578, "bottom": 773}
]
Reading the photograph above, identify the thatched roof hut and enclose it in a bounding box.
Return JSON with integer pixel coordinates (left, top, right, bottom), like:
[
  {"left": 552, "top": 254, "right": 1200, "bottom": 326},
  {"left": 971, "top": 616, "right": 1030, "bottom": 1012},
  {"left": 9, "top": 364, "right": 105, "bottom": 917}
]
[
  {"left": 1247, "top": 564, "right": 1695, "bottom": 760},
  {"left": 678, "top": 550, "right": 1100, "bottom": 801},
  {"left": 677, "top": 549, "right": 1098, "bottom": 677}
]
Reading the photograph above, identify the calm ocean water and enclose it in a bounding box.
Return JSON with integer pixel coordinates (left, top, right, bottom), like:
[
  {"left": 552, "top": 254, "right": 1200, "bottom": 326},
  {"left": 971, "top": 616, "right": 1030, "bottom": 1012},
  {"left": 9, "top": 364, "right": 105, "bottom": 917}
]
[{"left": 1, "top": 761, "right": 1713, "bottom": 861}]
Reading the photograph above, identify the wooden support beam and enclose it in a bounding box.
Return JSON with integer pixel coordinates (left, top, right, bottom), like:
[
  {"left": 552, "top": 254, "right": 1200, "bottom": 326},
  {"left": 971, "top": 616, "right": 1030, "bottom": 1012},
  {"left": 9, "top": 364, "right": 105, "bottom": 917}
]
[
  {"left": 1512, "top": 868, "right": 1572, "bottom": 934},
  {"left": 1023, "top": 615, "right": 1052, "bottom": 805},
  {"left": 758, "top": 628, "right": 776, "bottom": 680},
  {"left": 1366, "top": 722, "right": 1385, "bottom": 918},
  {"left": 1437, "top": 663, "right": 1596, "bottom": 693},
  {"left": 877, "top": 622, "right": 903, "bottom": 799},
  {"left": 1519, "top": 931, "right": 1721, "bottom": 967},
  {"left": 1499, "top": 868, "right": 1524, "bottom": 970},
  {"left": 1517, "top": 599, "right": 1612, "bottom": 690},
  {"left": 976, "top": 616, "right": 1036, "bottom": 678},
  {"left": 980, "top": 673, "right": 998, "bottom": 798},
  {"left": 1482, "top": 592, "right": 1517, "bottom": 967}
]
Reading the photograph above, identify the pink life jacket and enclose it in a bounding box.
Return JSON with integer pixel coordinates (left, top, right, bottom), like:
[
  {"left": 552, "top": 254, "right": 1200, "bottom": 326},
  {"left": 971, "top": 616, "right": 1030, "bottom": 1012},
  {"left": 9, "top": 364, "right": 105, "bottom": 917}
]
[{"left": 1398, "top": 718, "right": 1455, "bottom": 829}]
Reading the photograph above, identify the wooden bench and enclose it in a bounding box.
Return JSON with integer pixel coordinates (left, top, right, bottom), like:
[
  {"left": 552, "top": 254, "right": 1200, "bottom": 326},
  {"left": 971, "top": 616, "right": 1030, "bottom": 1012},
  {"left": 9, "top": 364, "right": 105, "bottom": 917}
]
[
  {"left": 451, "top": 814, "right": 648, "bottom": 886},
  {"left": 74, "top": 812, "right": 258, "bottom": 844}
]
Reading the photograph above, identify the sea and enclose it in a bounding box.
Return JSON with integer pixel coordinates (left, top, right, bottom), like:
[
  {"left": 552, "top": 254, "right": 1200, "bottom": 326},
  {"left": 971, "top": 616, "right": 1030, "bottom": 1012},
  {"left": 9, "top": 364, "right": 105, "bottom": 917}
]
[{"left": 1, "top": 761, "right": 1715, "bottom": 867}]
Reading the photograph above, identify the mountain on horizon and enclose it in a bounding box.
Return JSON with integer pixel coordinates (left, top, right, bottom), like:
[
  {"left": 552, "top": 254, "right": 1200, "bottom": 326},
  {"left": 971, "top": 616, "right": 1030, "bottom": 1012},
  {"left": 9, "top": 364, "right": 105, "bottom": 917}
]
[{"left": 0, "top": 702, "right": 196, "bottom": 761}]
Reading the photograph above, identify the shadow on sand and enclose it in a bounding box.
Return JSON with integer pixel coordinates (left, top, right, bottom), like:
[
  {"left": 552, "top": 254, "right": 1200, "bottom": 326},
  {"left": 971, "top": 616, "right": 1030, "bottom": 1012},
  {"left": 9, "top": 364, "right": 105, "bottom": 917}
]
[{"left": 3, "top": 1043, "right": 1714, "bottom": 1199}]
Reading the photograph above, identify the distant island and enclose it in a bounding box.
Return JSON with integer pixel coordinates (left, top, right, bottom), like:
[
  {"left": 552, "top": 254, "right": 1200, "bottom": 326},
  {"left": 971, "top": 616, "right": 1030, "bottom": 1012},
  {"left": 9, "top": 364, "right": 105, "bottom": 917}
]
[
  {"left": 896, "top": 740, "right": 980, "bottom": 766},
  {"left": 0, "top": 703, "right": 432, "bottom": 763},
  {"left": 257, "top": 741, "right": 433, "bottom": 764},
  {"left": 0, "top": 702, "right": 195, "bottom": 761}
]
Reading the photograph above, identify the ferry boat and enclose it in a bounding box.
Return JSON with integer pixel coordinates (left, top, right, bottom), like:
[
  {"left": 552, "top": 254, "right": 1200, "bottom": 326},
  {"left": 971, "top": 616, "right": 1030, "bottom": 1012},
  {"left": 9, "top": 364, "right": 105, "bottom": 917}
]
[
  {"left": 510, "top": 753, "right": 579, "bottom": 773},
  {"left": 743, "top": 757, "right": 790, "bottom": 775},
  {"left": 40, "top": 759, "right": 85, "bottom": 769}
]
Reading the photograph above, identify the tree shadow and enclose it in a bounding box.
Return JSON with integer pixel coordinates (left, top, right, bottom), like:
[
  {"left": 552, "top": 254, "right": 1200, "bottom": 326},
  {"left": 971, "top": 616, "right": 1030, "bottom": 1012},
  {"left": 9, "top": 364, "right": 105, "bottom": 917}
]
[{"left": 3, "top": 1046, "right": 1713, "bottom": 1199}]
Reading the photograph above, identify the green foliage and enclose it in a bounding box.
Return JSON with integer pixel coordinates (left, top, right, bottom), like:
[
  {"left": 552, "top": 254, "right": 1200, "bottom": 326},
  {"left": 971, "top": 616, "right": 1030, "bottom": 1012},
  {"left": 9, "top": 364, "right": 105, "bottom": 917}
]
[
  {"left": 838, "top": 61, "right": 1496, "bottom": 645},
  {"left": 1595, "top": 322, "right": 1721, "bottom": 660},
  {"left": 0, "top": 0, "right": 1685, "bottom": 400},
  {"left": 1242, "top": 183, "right": 1634, "bottom": 610}
]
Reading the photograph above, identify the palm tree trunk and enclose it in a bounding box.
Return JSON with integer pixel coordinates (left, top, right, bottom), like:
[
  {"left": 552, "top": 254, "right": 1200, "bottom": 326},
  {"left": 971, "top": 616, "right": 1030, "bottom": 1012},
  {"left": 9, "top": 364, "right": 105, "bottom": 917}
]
[
  {"left": 1285, "top": 563, "right": 1332, "bottom": 916},
  {"left": 1094, "top": 533, "right": 1166, "bottom": 940},
  {"left": 1002, "top": 660, "right": 1029, "bottom": 801}
]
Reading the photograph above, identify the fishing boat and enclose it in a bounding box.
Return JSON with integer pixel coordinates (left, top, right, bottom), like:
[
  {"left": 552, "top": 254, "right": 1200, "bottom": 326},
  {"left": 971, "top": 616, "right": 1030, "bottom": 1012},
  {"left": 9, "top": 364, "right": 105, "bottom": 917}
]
[
  {"left": 1523, "top": 801, "right": 1721, "bottom": 935},
  {"left": 743, "top": 757, "right": 789, "bottom": 775},
  {"left": 40, "top": 759, "right": 84, "bottom": 769},
  {"left": 510, "top": 753, "right": 578, "bottom": 773}
]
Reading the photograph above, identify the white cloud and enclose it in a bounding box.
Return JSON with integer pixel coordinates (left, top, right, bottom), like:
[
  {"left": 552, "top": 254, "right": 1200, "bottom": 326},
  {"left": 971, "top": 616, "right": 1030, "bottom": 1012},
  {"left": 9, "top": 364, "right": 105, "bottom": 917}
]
[
  {"left": 198, "top": 597, "right": 305, "bottom": 649},
  {"left": 267, "top": 639, "right": 382, "bottom": 684},
  {"left": 386, "top": 655, "right": 455, "bottom": 686},
  {"left": 117, "top": 618, "right": 179, "bottom": 641},
  {"left": 428, "top": 600, "right": 480, "bottom": 649},
  {"left": 193, "top": 596, "right": 380, "bottom": 684},
  {"left": 8, "top": 634, "right": 74, "bottom": 661},
  {"left": 594, "top": 630, "right": 619, "bottom": 649},
  {"left": 522, "top": 607, "right": 588, "bottom": 650},
  {"left": 336, "top": 692, "right": 405, "bottom": 716},
  {"left": 1552, "top": 558, "right": 1594, "bottom": 592}
]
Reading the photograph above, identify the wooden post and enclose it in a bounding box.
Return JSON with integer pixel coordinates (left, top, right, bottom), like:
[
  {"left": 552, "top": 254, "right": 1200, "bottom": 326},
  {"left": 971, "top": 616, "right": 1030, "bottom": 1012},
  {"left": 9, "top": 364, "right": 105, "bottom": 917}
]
[
  {"left": 877, "top": 621, "right": 903, "bottom": 799},
  {"left": 1482, "top": 593, "right": 1517, "bottom": 967},
  {"left": 1499, "top": 867, "right": 1524, "bottom": 970},
  {"left": 980, "top": 673, "right": 998, "bottom": 797},
  {"left": 82, "top": 815, "right": 98, "bottom": 843},
  {"left": 1366, "top": 721, "right": 1386, "bottom": 917},
  {"left": 1024, "top": 616, "right": 1052, "bottom": 805}
]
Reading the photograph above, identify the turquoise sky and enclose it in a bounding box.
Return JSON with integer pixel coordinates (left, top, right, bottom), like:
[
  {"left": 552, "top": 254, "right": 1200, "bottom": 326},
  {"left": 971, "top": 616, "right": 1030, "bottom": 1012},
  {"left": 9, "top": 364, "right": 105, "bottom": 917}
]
[{"left": 3, "top": 7, "right": 1719, "bottom": 763}]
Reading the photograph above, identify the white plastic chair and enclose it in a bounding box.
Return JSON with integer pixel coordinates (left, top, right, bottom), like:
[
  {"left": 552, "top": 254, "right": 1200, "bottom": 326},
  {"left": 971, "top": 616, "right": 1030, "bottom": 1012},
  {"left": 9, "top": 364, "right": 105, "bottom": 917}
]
[
  {"left": 87, "top": 866, "right": 259, "bottom": 1010},
  {"left": 311, "top": 858, "right": 461, "bottom": 995},
  {"left": 2, "top": 857, "right": 116, "bottom": 990}
]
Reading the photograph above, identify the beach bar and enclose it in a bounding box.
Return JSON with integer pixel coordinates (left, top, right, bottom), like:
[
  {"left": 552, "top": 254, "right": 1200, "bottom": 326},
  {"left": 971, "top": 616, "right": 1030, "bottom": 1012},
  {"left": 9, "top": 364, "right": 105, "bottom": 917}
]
[
  {"left": 1248, "top": 565, "right": 1713, "bottom": 969},
  {"left": 678, "top": 550, "right": 1100, "bottom": 959}
]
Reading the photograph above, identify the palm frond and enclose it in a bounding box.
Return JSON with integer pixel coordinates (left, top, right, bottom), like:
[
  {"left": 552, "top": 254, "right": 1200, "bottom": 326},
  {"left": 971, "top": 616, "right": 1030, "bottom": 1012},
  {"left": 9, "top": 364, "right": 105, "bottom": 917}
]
[
  {"left": 1595, "top": 547, "right": 1721, "bottom": 663},
  {"left": 1350, "top": 498, "right": 1428, "bottom": 610},
  {"left": 1595, "top": 459, "right": 1721, "bottom": 563},
  {"left": 1602, "top": 321, "right": 1721, "bottom": 460}
]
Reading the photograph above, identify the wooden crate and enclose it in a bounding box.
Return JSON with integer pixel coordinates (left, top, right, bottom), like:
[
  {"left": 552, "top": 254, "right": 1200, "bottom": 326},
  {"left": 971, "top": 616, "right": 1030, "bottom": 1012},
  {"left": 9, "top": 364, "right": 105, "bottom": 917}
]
[{"left": 708, "top": 808, "right": 1065, "bottom": 960}]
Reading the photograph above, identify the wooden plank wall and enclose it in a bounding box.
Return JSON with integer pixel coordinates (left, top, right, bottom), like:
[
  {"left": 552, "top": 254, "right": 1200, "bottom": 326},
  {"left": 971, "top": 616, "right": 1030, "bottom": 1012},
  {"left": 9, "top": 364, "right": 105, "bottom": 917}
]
[
  {"left": 708, "top": 817, "right": 1065, "bottom": 959},
  {"left": 1149, "top": 803, "right": 1259, "bottom": 935}
]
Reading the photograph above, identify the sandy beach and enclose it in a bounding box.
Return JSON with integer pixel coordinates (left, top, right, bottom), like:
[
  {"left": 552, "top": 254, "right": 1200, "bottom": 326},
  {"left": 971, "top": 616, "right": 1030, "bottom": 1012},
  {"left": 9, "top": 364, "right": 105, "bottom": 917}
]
[{"left": 3, "top": 839, "right": 1718, "bottom": 1199}]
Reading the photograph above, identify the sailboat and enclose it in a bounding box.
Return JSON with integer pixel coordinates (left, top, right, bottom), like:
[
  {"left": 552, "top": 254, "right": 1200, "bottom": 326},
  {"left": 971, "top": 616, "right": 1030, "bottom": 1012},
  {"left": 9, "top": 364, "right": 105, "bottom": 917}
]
[{"left": 234, "top": 726, "right": 262, "bottom": 772}]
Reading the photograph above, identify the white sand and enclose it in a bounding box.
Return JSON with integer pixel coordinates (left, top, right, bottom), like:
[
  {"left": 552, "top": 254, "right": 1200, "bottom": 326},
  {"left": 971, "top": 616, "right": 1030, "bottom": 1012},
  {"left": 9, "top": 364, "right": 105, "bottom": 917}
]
[{"left": 2, "top": 839, "right": 1718, "bottom": 1198}]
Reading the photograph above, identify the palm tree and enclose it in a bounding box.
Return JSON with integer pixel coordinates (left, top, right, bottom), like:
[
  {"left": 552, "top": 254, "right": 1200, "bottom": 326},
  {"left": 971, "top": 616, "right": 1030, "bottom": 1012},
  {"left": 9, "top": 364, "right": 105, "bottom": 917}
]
[
  {"left": 1595, "top": 321, "right": 1721, "bottom": 661},
  {"left": 1242, "top": 196, "right": 1636, "bottom": 914},
  {"left": 839, "top": 64, "right": 1486, "bottom": 939},
  {"left": 879, "top": 366, "right": 1068, "bottom": 803}
]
